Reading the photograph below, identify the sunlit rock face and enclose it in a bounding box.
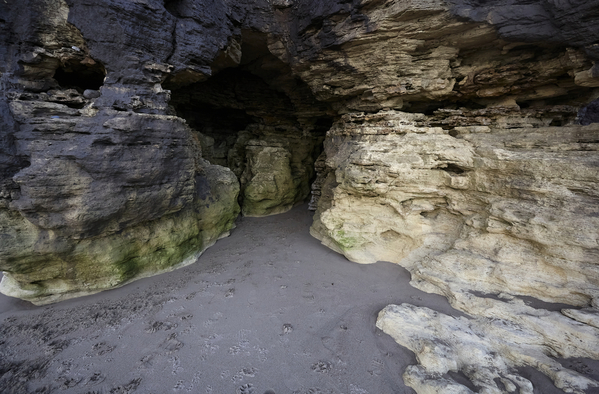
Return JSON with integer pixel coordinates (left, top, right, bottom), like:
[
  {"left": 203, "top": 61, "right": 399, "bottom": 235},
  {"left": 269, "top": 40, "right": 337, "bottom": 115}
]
[
  {"left": 1, "top": 0, "right": 599, "bottom": 392},
  {"left": 293, "top": 1, "right": 599, "bottom": 392}
]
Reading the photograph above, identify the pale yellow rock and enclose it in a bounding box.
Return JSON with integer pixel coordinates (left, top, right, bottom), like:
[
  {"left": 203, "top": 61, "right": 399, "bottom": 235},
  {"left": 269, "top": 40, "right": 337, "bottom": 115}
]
[
  {"left": 575, "top": 66, "right": 599, "bottom": 88},
  {"left": 377, "top": 303, "right": 599, "bottom": 394},
  {"left": 313, "top": 108, "right": 599, "bottom": 393}
]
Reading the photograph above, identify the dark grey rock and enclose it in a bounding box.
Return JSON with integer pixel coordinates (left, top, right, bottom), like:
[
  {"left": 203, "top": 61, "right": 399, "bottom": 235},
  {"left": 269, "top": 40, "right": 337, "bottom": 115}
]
[{"left": 83, "top": 89, "right": 100, "bottom": 99}]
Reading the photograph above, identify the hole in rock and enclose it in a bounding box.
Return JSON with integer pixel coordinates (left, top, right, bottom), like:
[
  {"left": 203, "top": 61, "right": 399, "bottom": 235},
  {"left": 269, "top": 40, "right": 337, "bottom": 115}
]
[
  {"left": 445, "top": 370, "right": 479, "bottom": 392},
  {"left": 53, "top": 61, "right": 105, "bottom": 92},
  {"left": 168, "top": 30, "right": 335, "bottom": 216},
  {"left": 419, "top": 209, "right": 440, "bottom": 219},
  {"left": 517, "top": 100, "right": 531, "bottom": 109},
  {"left": 435, "top": 163, "right": 467, "bottom": 174}
]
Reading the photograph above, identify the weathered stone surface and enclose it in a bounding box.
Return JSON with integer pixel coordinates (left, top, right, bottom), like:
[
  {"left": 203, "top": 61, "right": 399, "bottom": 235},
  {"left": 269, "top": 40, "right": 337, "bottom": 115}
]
[
  {"left": 239, "top": 133, "right": 319, "bottom": 217},
  {"left": 281, "top": 1, "right": 599, "bottom": 391},
  {"left": 1, "top": 98, "right": 240, "bottom": 304},
  {"left": 311, "top": 107, "right": 599, "bottom": 391},
  {"left": 377, "top": 302, "right": 599, "bottom": 394}
]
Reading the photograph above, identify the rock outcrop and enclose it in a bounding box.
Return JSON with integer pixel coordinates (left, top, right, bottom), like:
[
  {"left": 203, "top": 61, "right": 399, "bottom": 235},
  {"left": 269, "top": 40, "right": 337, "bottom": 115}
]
[
  {"left": 0, "top": 0, "right": 243, "bottom": 304},
  {"left": 2, "top": 0, "right": 599, "bottom": 392}
]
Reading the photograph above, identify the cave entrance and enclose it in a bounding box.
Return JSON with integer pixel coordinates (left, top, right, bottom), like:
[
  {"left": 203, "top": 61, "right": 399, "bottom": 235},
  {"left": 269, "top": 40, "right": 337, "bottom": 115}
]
[
  {"left": 53, "top": 59, "right": 105, "bottom": 92},
  {"left": 167, "top": 31, "right": 334, "bottom": 217}
]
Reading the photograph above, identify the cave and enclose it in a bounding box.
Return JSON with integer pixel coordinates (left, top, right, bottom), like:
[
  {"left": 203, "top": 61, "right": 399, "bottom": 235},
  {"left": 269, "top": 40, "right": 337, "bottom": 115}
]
[
  {"left": 53, "top": 60, "right": 105, "bottom": 92},
  {"left": 168, "top": 31, "right": 334, "bottom": 217}
]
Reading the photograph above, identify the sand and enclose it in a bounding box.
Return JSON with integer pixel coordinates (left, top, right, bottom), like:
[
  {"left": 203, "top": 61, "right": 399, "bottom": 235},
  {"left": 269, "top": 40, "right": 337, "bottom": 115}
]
[{"left": 0, "top": 204, "right": 567, "bottom": 394}]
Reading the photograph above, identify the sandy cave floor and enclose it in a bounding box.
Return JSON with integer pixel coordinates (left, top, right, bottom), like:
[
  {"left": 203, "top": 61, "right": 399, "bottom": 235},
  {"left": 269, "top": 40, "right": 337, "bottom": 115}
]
[{"left": 0, "top": 204, "right": 573, "bottom": 394}]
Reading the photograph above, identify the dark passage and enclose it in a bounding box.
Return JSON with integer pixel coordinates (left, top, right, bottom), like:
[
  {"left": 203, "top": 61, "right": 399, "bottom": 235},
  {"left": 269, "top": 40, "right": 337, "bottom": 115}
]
[
  {"left": 53, "top": 61, "right": 105, "bottom": 92},
  {"left": 166, "top": 30, "right": 334, "bottom": 215}
]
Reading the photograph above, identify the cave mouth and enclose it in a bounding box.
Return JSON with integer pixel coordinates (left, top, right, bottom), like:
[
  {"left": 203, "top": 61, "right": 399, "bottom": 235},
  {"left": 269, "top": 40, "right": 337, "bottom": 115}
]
[
  {"left": 53, "top": 60, "right": 106, "bottom": 92},
  {"left": 168, "top": 31, "right": 334, "bottom": 217}
]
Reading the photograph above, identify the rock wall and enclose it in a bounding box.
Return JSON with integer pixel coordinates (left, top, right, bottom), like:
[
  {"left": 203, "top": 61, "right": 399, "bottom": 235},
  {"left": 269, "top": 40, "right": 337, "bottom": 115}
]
[
  {"left": 0, "top": 0, "right": 244, "bottom": 304},
  {"left": 2, "top": 0, "right": 599, "bottom": 392},
  {"left": 288, "top": 1, "right": 599, "bottom": 392}
]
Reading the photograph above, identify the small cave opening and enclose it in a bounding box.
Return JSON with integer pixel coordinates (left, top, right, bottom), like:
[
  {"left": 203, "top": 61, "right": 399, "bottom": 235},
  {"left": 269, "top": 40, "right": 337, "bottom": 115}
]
[
  {"left": 579, "top": 98, "right": 599, "bottom": 125},
  {"left": 163, "top": 0, "right": 183, "bottom": 18},
  {"left": 53, "top": 61, "right": 105, "bottom": 93},
  {"left": 168, "top": 31, "right": 334, "bottom": 217},
  {"left": 435, "top": 163, "right": 468, "bottom": 175}
]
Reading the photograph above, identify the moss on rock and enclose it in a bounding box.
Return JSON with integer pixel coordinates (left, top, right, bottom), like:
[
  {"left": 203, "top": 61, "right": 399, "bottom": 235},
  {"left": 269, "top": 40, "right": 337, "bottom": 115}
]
[{"left": 0, "top": 164, "right": 240, "bottom": 305}]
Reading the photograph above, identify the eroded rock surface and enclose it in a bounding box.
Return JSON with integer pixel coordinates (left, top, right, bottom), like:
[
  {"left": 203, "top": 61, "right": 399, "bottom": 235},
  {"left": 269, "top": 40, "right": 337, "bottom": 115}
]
[
  {"left": 0, "top": 0, "right": 242, "bottom": 304},
  {"left": 377, "top": 302, "right": 599, "bottom": 394},
  {"left": 292, "top": 1, "right": 599, "bottom": 392}
]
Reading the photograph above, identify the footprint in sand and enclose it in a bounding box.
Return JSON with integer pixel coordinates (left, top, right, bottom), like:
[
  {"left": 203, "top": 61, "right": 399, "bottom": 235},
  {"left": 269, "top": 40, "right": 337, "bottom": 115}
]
[
  {"left": 82, "top": 372, "right": 105, "bottom": 387},
  {"left": 368, "top": 358, "right": 383, "bottom": 376},
  {"left": 282, "top": 323, "right": 293, "bottom": 334},
  {"left": 237, "top": 383, "right": 254, "bottom": 394},
  {"left": 310, "top": 361, "right": 331, "bottom": 373},
  {"left": 90, "top": 341, "right": 116, "bottom": 356},
  {"left": 160, "top": 333, "right": 183, "bottom": 352},
  {"left": 146, "top": 320, "right": 178, "bottom": 333}
]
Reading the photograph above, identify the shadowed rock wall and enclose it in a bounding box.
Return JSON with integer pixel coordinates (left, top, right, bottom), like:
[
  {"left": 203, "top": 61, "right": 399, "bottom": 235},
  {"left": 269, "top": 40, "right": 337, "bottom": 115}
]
[{"left": 1, "top": 0, "right": 599, "bottom": 392}]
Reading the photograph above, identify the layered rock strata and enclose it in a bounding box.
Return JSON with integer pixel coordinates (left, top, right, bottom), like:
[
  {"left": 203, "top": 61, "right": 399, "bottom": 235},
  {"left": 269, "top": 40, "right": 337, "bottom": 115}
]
[
  {"left": 1, "top": 0, "right": 599, "bottom": 392},
  {"left": 293, "top": 1, "right": 599, "bottom": 392},
  {"left": 0, "top": 0, "right": 246, "bottom": 304},
  {"left": 312, "top": 109, "right": 599, "bottom": 393}
]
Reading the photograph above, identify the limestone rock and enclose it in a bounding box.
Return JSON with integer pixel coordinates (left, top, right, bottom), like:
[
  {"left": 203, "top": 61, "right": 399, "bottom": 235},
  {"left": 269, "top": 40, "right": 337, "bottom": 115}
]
[
  {"left": 311, "top": 107, "right": 599, "bottom": 392},
  {"left": 377, "top": 303, "right": 599, "bottom": 394},
  {"left": 241, "top": 141, "right": 296, "bottom": 217}
]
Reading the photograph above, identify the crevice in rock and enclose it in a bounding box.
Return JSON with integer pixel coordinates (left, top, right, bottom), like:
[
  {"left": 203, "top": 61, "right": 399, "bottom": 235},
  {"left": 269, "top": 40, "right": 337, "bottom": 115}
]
[
  {"left": 515, "top": 366, "right": 564, "bottom": 394},
  {"left": 434, "top": 163, "right": 468, "bottom": 175},
  {"left": 468, "top": 291, "right": 583, "bottom": 311}
]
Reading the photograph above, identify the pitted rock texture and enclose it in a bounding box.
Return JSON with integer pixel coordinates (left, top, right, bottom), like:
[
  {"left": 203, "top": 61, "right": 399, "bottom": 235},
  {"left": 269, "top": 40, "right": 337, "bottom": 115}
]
[
  {"left": 311, "top": 109, "right": 599, "bottom": 392},
  {"left": 2, "top": 0, "right": 599, "bottom": 392},
  {"left": 310, "top": 109, "right": 599, "bottom": 306},
  {"left": 377, "top": 302, "right": 599, "bottom": 394}
]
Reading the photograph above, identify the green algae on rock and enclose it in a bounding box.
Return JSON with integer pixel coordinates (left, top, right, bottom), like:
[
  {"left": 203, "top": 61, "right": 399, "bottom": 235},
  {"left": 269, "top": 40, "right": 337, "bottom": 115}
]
[{"left": 1, "top": 162, "right": 239, "bottom": 305}]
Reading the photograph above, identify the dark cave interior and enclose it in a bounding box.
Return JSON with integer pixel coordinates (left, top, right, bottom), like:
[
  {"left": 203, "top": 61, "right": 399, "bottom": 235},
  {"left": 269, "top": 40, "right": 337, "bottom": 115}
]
[
  {"left": 167, "top": 31, "right": 334, "bottom": 214},
  {"left": 53, "top": 60, "right": 105, "bottom": 92}
]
